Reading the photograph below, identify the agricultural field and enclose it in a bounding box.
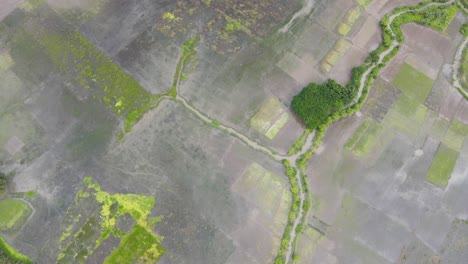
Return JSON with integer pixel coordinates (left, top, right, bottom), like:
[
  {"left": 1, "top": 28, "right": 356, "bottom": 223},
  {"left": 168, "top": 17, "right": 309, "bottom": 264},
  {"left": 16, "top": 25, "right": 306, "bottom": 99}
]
[
  {"left": 302, "top": 3, "right": 468, "bottom": 263},
  {"left": 0, "top": 0, "right": 467, "bottom": 264},
  {"left": 0, "top": 199, "right": 31, "bottom": 232}
]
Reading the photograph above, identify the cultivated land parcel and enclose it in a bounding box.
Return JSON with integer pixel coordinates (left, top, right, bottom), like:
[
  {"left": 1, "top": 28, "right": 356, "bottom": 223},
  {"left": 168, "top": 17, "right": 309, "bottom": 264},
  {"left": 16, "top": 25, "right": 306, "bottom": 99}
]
[{"left": 0, "top": 0, "right": 467, "bottom": 264}]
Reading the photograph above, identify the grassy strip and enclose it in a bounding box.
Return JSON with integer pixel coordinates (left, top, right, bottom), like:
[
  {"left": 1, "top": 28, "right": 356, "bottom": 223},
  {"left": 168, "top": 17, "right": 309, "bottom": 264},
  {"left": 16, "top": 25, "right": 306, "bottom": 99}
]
[
  {"left": 277, "top": 1, "right": 460, "bottom": 263},
  {"left": 163, "top": 36, "right": 200, "bottom": 98},
  {"left": 57, "top": 177, "right": 164, "bottom": 263},
  {"left": 274, "top": 160, "right": 301, "bottom": 263},
  {"left": 458, "top": 42, "right": 468, "bottom": 95},
  {"left": 0, "top": 237, "right": 32, "bottom": 264}
]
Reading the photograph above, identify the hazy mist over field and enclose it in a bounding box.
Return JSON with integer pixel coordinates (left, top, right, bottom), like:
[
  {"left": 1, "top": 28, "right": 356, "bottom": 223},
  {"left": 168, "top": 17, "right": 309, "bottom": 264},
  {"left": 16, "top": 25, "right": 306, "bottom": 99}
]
[{"left": 0, "top": 0, "right": 467, "bottom": 263}]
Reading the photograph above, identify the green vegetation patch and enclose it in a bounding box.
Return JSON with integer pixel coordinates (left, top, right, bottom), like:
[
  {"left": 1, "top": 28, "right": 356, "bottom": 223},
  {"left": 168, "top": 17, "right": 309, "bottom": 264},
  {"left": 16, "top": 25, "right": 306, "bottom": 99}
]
[
  {"left": 103, "top": 225, "right": 164, "bottom": 264},
  {"left": 233, "top": 163, "right": 288, "bottom": 217},
  {"left": 337, "top": 23, "right": 352, "bottom": 36},
  {"left": 57, "top": 177, "right": 164, "bottom": 263},
  {"left": 292, "top": 80, "right": 354, "bottom": 129},
  {"left": 344, "top": 6, "right": 363, "bottom": 26},
  {"left": 460, "top": 23, "right": 468, "bottom": 37},
  {"left": 334, "top": 39, "right": 352, "bottom": 54},
  {"left": 392, "top": 63, "right": 434, "bottom": 103},
  {"left": 442, "top": 119, "right": 468, "bottom": 152},
  {"left": 0, "top": 173, "right": 6, "bottom": 197},
  {"left": 164, "top": 36, "right": 200, "bottom": 98},
  {"left": 250, "top": 97, "right": 290, "bottom": 139},
  {"left": 347, "top": 118, "right": 386, "bottom": 157},
  {"left": 345, "top": 117, "right": 372, "bottom": 151},
  {"left": 355, "top": 0, "right": 373, "bottom": 7},
  {"left": 325, "top": 50, "right": 342, "bottom": 66},
  {"left": 39, "top": 32, "right": 159, "bottom": 133},
  {"left": 428, "top": 112, "right": 450, "bottom": 140},
  {"left": 293, "top": 227, "right": 323, "bottom": 263},
  {"left": 426, "top": 144, "right": 459, "bottom": 188},
  {"left": 0, "top": 237, "right": 32, "bottom": 264},
  {"left": 391, "top": 4, "right": 459, "bottom": 36},
  {"left": 382, "top": 109, "right": 421, "bottom": 139},
  {"left": 0, "top": 51, "right": 14, "bottom": 73},
  {"left": 0, "top": 199, "right": 32, "bottom": 232},
  {"left": 393, "top": 94, "right": 428, "bottom": 125},
  {"left": 458, "top": 43, "right": 468, "bottom": 93}
]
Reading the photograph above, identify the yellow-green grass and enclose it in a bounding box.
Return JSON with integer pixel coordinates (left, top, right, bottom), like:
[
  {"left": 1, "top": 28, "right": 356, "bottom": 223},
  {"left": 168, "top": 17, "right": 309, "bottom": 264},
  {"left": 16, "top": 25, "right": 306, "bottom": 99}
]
[
  {"left": 426, "top": 144, "right": 459, "bottom": 188},
  {"left": 250, "top": 97, "right": 289, "bottom": 139},
  {"left": 382, "top": 109, "right": 421, "bottom": 140},
  {"left": 325, "top": 50, "right": 342, "bottom": 65},
  {"left": 0, "top": 237, "right": 32, "bottom": 264},
  {"left": 0, "top": 199, "right": 32, "bottom": 232},
  {"left": 58, "top": 177, "right": 164, "bottom": 263},
  {"left": 265, "top": 113, "right": 289, "bottom": 139},
  {"left": 393, "top": 94, "right": 428, "bottom": 126},
  {"left": 458, "top": 45, "right": 468, "bottom": 93},
  {"left": 355, "top": 0, "right": 373, "bottom": 7},
  {"left": 392, "top": 63, "right": 434, "bottom": 103},
  {"left": 233, "top": 163, "right": 290, "bottom": 255},
  {"left": 345, "top": 117, "right": 389, "bottom": 158},
  {"left": 345, "top": 117, "right": 372, "bottom": 151},
  {"left": 103, "top": 225, "right": 164, "bottom": 264},
  {"left": 18, "top": 0, "right": 45, "bottom": 12},
  {"left": 427, "top": 112, "right": 450, "bottom": 141},
  {"left": 350, "top": 119, "right": 386, "bottom": 157},
  {"left": 344, "top": 6, "right": 362, "bottom": 26},
  {"left": 233, "top": 163, "right": 289, "bottom": 219},
  {"left": 442, "top": 119, "right": 468, "bottom": 152},
  {"left": 334, "top": 39, "right": 352, "bottom": 54},
  {"left": 293, "top": 227, "right": 323, "bottom": 263},
  {"left": 320, "top": 61, "right": 333, "bottom": 73},
  {"left": 38, "top": 31, "right": 159, "bottom": 133},
  {"left": 337, "top": 23, "right": 352, "bottom": 36},
  {"left": 0, "top": 51, "right": 14, "bottom": 73}
]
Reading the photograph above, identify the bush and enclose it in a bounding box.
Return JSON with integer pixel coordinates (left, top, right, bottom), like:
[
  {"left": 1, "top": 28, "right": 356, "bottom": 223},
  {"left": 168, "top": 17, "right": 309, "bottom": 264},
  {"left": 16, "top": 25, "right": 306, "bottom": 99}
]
[{"left": 461, "top": 23, "right": 468, "bottom": 37}]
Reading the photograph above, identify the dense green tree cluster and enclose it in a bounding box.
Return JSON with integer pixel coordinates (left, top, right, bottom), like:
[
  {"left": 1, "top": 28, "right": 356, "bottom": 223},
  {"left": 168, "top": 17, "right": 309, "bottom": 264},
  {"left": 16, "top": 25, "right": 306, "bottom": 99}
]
[{"left": 291, "top": 80, "right": 354, "bottom": 129}]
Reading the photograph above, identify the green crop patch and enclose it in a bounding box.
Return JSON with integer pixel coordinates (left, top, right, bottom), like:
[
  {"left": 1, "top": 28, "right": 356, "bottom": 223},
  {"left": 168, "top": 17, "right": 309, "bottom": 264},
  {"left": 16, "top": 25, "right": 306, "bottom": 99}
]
[
  {"left": 392, "top": 63, "right": 434, "bottom": 103},
  {"left": 428, "top": 112, "right": 450, "bottom": 141},
  {"left": 0, "top": 199, "right": 32, "bottom": 232},
  {"left": 426, "top": 144, "right": 459, "bottom": 188},
  {"left": 57, "top": 177, "right": 164, "bottom": 263},
  {"left": 39, "top": 31, "right": 159, "bottom": 133},
  {"left": 393, "top": 94, "right": 428, "bottom": 125},
  {"left": 442, "top": 119, "right": 468, "bottom": 151},
  {"left": 382, "top": 109, "right": 421, "bottom": 140},
  {"left": 348, "top": 119, "right": 386, "bottom": 158},
  {"left": 0, "top": 237, "right": 32, "bottom": 264},
  {"left": 345, "top": 117, "right": 372, "bottom": 151},
  {"left": 103, "top": 225, "right": 164, "bottom": 263},
  {"left": 355, "top": 0, "right": 373, "bottom": 7}
]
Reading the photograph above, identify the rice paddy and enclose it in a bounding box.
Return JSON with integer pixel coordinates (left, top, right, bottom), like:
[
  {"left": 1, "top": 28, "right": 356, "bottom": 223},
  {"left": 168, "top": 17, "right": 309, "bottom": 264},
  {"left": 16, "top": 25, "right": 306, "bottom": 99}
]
[
  {"left": 425, "top": 144, "right": 459, "bottom": 188},
  {"left": 392, "top": 63, "right": 434, "bottom": 103}
]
